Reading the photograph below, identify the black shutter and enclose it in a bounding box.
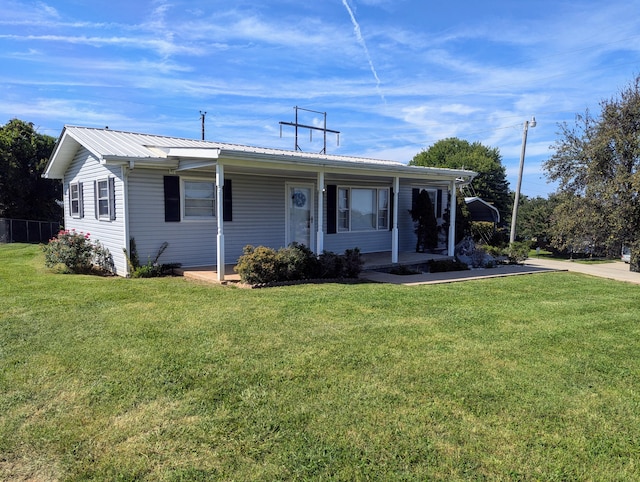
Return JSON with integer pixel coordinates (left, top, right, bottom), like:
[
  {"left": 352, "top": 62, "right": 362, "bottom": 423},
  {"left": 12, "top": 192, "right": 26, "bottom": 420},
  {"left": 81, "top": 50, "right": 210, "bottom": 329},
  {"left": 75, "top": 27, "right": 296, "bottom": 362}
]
[
  {"left": 223, "top": 179, "right": 232, "bottom": 222},
  {"left": 437, "top": 189, "right": 443, "bottom": 218},
  {"left": 164, "top": 176, "right": 180, "bottom": 222},
  {"left": 389, "top": 187, "right": 394, "bottom": 231},
  {"left": 327, "top": 184, "right": 337, "bottom": 234}
]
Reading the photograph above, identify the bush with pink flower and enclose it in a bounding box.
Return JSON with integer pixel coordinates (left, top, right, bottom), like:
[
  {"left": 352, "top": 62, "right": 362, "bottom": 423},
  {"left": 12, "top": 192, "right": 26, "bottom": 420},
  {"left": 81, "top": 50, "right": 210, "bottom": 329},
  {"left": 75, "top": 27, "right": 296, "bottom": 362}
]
[{"left": 42, "top": 229, "right": 113, "bottom": 274}]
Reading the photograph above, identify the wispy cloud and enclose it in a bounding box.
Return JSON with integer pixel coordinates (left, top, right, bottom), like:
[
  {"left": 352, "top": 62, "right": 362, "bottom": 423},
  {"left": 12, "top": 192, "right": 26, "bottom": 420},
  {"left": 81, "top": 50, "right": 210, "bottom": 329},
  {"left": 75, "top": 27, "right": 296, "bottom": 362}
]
[
  {"left": 340, "top": 0, "right": 385, "bottom": 102},
  {"left": 0, "top": 34, "right": 205, "bottom": 57}
]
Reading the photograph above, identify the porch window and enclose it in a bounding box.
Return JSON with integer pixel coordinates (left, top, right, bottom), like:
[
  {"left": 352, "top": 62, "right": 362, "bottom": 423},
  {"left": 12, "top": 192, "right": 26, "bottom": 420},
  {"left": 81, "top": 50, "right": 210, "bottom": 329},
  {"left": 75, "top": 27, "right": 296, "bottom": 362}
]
[
  {"left": 184, "top": 180, "right": 215, "bottom": 218},
  {"left": 337, "top": 187, "right": 389, "bottom": 232}
]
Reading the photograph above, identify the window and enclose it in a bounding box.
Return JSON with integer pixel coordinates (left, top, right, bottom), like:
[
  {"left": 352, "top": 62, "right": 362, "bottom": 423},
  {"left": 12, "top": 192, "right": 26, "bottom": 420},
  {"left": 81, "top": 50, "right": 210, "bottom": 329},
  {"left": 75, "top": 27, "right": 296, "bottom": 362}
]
[
  {"left": 338, "top": 188, "right": 349, "bottom": 231},
  {"left": 97, "top": 180, "right": 110, "bottom": 218},
  {"left": 184, "top": 180, "right": 215, "bottom": 218},
  {"left": 378, "top": 188, "right": 389, "bottom": 229},
  {"left": 94, "top": 178, "right": 114, "bottom": 220},
  {"left": 70, "top": 182, "right": 82, "bottom": 218},
  {"left": 337, "top": 187, "right": 389, "bottom": 232}
]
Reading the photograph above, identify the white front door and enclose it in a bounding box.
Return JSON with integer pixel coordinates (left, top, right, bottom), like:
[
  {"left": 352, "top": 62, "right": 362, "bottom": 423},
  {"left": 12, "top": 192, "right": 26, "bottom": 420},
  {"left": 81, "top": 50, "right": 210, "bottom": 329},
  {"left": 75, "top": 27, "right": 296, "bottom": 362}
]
[{"left": 286, "top": 184, "right": 314, "bottom": 250}]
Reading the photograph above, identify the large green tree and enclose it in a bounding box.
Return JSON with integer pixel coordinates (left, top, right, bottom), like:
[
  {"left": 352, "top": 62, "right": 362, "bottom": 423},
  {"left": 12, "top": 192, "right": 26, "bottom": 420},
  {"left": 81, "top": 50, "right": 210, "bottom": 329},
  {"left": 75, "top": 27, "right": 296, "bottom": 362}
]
[
  {"left": 0, "top": 119, "right": 60, "bottom": 221},
  {"left": 544, "top": 74, "right": 640, "bottom": 268},
  {"left": 410, "top": 138, "right": 511, "bottom": 224},
  {"left": 515, "top": 194, "right": 560, "bottom": 247}
]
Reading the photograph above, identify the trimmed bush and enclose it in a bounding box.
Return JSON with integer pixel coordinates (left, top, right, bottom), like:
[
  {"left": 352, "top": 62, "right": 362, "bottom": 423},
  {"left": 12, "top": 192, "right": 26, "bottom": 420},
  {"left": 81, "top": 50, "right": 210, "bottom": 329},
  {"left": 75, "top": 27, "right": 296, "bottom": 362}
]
[
  {"left": 235, "top": 244, "right": 362, "bottom": 285},
  {"left": 277, "top": 242, "right": 320, "bottom": 281}
]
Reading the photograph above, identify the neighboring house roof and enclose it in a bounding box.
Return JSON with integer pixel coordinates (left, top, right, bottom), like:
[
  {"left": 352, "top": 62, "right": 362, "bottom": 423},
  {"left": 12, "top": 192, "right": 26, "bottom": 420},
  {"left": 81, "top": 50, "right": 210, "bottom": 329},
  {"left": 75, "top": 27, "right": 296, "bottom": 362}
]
[
  {"left": 464, "top": 196, "right": 500, "bottom": 223},
  {"left": 44, "top": 126, "right": 477, "bottom": 184}
]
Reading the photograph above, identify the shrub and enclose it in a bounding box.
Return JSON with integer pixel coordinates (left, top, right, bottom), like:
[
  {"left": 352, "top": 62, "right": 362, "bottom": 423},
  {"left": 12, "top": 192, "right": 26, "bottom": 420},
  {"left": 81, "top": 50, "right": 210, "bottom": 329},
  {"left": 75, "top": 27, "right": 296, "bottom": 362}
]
[
  {"left": 277, "top": 242, "right": 319, "bottom": 281},
  {"left": 484, "top": 245, "right": 506, "bottom": 258},
  {"left": 318, "top": 251, "right": 343, "bottom": 279},
  {"left": 235, "top": 244, "right": 363, "bottom": 285},
  {"left": 507, "top": 241, "right": 531, "bottom": 265},
  {"left": 234, "top": 245, "right": 281, "bottom": 284},
  {"left": 428, "top": 259, "right": 469, "bottom": 273},
  {"left": 42, "top": 230, "right": 113, "bottom": 274},
  {"left": 342, "top": 248, "right": 363, "bottom": 278}
]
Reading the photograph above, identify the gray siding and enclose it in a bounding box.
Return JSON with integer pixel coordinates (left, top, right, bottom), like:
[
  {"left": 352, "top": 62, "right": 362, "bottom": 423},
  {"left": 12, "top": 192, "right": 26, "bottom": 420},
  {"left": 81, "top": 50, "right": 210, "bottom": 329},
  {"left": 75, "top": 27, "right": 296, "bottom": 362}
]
[
  {"left": 224, "top": 175, "right": 288, "bottom": 260},
  {"left": 128, "top": 170, "right": 295, "bottom": 267},
  {"left": 128, "top": 170, "right": 217, "bottom": 268},
  {"left": 63, "top": 160, "right": 454, "bottom": 274},
  {"left": 62, "top": 147, "right": 127, "bottom": 274}
]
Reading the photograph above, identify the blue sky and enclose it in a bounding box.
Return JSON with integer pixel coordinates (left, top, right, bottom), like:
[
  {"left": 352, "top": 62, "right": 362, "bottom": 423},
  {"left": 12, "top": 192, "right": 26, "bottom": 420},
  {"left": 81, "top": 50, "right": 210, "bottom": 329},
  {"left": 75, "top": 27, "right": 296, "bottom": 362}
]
[{"left": 2, "top": 0, "right": 640, "bottom": 197}]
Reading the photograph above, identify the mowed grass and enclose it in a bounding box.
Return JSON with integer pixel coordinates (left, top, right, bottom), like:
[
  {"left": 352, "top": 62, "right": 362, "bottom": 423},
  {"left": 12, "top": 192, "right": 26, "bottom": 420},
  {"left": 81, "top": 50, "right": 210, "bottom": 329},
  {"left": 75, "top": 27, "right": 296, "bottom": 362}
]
[{"left": 2, "top": 244, "right": 640, "bottom": 481}]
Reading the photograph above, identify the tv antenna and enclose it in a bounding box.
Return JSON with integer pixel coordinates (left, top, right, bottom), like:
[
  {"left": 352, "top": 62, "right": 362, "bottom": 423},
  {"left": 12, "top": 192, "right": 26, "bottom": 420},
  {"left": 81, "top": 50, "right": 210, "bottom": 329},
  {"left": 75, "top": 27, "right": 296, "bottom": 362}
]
[
  {"left": 279, "top": 106, "right": 340, "bottom": 153},
  {"left": 200, "top": 111, "right": 207, "bottom": 140}
]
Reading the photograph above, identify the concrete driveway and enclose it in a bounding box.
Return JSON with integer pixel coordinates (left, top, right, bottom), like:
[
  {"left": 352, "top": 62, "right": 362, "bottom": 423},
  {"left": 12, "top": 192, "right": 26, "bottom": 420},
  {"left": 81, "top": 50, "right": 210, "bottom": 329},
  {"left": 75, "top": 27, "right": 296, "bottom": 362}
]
[
  {"left": 525, "top": 258, "right": 640, "bottom": 285},
  {"left": 359, "top": 258, "right": 640, "bottom": 286}
]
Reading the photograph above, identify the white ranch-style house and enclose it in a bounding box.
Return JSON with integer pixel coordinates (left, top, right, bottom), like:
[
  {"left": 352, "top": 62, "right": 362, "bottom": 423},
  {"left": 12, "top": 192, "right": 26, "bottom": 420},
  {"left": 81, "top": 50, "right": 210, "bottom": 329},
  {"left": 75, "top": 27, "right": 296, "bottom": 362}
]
[{"left": 44, "top": 126, "right": 476, "bottom": 280}]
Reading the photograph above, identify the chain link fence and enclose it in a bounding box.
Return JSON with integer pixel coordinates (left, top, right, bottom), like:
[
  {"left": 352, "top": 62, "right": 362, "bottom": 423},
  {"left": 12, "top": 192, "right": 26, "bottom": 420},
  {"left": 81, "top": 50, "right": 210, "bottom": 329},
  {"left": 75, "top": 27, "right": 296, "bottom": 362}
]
[{"left": 0, "top": 218, "right": 62, "bottom": 244}]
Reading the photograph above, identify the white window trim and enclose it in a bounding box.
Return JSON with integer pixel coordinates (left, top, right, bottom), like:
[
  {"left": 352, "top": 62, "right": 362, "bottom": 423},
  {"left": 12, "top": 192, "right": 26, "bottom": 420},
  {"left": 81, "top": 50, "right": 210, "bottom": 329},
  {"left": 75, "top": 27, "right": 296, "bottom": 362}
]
[
  {"left": 96, "top": 178, "right": 111, "bottom": 220},
  {"left": 337, "top": 186, "right": 390, "bottom": 232},
  {"left": 182, "top": 178, "right": 216, "bottom": 221},
  {"left": 70, "top": 182, "right": 82, "bottom": 218}
]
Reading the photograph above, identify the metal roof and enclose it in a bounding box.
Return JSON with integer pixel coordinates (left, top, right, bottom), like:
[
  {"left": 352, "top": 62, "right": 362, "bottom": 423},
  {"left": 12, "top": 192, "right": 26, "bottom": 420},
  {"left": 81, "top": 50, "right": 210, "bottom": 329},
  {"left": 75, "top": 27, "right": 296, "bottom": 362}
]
[{"left": 44, "top": 125, "right": 477, "bottom": 182}]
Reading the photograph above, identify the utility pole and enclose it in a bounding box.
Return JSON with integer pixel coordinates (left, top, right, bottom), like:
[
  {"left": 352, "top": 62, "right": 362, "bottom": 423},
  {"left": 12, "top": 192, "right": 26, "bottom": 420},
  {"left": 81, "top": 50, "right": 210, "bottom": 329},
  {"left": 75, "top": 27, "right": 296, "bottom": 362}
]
[
  {"left": 509, "top": 116, "right": 536, "bottom": 244},
  {"left": 279, "top": 106, "right": 340, "bottom": 153},
  {"left": 200, "top": 111, "right": 207, "bottom": 140}
]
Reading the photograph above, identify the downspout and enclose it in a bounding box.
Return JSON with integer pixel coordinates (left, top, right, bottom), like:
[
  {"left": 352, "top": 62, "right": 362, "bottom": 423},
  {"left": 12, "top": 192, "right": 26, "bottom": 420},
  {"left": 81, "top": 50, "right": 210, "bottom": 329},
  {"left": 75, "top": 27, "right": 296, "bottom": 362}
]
[
  {"left": 316, "top": 170, "right": 325, "bottom": 254},
  {"left": 216, "top": 163, "right": 225, "bottom": 281},
  {"left": 121, "top": 164, "right": 131, "bottom": 277},
  {"left": 448, "top": 179, "right": 457, "bottom": 257},
  {"left": 392, "top": 176, "right": 399, "bottom": 263}
]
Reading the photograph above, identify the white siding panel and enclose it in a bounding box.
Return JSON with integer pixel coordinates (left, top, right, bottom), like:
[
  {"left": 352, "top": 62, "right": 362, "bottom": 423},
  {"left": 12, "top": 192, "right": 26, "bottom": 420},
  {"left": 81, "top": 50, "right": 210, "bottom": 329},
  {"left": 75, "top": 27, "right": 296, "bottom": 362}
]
[{"left": 62, "top": 147, "right": 127, "bottom": 274}]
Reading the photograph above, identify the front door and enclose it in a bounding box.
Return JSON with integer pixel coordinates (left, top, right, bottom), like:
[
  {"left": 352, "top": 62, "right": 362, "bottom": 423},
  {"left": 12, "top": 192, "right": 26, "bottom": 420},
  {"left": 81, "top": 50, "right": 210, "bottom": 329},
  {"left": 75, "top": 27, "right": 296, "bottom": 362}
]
[{"left": 287, "top": 184, "right": 314, "bottom": 250}]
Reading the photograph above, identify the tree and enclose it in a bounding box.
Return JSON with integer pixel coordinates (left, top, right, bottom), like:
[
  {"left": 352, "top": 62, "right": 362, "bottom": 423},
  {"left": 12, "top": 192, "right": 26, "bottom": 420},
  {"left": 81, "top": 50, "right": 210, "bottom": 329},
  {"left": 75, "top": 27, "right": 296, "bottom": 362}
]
[
  {"left": 544, "top": 74, "right": 640, "bottom": 268},
  {"left": 410, "top": 138, "right": 511, "bottom": 224},
  {"left": 515, "top": 194, "right": 560, "bottom": 248},
  {"left": 0, "top": 119, "right": 60, "bottom": 221}
]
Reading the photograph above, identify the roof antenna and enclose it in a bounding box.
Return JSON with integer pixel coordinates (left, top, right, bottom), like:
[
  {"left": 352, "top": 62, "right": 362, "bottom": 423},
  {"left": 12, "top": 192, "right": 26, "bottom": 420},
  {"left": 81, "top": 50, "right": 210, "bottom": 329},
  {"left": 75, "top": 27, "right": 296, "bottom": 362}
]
[
  {"left": 200, "top": 111, "right": 207, "bottom": 140},
  {"left": 279, "top": 106, "right": 340, "bottom": 153}
]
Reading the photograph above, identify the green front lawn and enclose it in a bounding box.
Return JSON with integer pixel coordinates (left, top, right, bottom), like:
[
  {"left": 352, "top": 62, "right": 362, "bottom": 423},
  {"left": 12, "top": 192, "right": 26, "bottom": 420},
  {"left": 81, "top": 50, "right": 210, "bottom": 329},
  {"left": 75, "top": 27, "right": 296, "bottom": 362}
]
[{"left": 2, "top": 244, "right": 640, "bottom": 480}]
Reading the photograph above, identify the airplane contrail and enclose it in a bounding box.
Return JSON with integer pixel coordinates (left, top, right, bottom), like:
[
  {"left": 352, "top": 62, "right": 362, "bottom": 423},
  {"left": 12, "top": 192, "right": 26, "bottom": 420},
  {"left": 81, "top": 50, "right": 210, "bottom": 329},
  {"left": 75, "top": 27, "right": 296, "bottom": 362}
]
[{"left": 341, "top": 0, "right": 385, "bottom": 102}]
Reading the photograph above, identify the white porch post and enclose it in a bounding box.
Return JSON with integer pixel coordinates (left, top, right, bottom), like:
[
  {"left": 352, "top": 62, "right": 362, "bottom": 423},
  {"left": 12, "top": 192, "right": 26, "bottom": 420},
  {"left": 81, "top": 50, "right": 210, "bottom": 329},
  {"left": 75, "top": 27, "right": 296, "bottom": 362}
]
[
  {"left": 448, "top": 180, "right": 457, "bottom": 256},
  {"left": 316, "top": 171, "right": 325, "bottom": 254},
  {"left": 216, "top": 163, "right": 225, "bottom": 281},
  {"left": 392, "top": 176, "right": 400, "bottom": 263}
]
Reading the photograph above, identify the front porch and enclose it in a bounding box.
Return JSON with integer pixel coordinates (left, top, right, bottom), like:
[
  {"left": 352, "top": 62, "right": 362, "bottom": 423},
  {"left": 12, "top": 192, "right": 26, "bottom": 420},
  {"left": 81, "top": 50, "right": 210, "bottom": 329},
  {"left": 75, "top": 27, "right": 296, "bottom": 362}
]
[{"left": 177, "top": 251, "right": 452, "bottom": 284}]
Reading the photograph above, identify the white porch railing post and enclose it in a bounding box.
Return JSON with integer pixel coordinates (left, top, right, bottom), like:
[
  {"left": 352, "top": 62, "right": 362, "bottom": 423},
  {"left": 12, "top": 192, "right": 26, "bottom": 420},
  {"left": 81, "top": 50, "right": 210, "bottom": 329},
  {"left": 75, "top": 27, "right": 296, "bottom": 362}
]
[
  {"left": 392, "top": 176, "right": 400, "bottom": 263},
  {"left": 316, "top": 171, "right": 325, "bottom": 255},
  {"left": 216, "top": 163, "right": 225, "bottom": 281},
  {"left": 448, "top": 180, "right": 457, "bottom": 257}
]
